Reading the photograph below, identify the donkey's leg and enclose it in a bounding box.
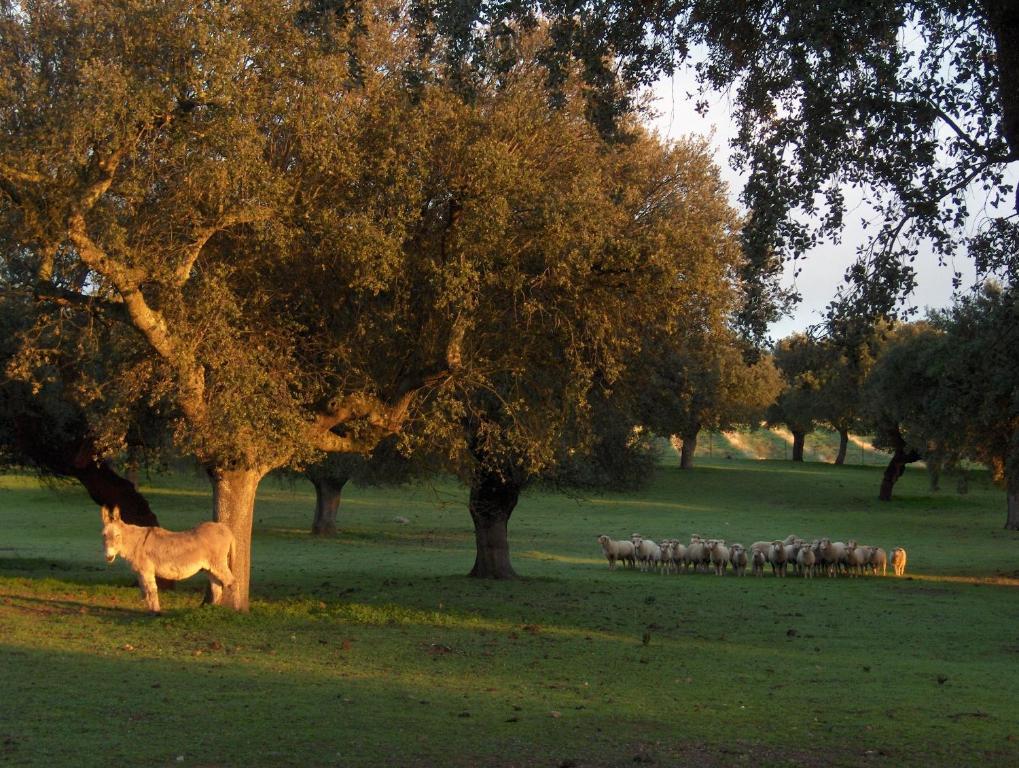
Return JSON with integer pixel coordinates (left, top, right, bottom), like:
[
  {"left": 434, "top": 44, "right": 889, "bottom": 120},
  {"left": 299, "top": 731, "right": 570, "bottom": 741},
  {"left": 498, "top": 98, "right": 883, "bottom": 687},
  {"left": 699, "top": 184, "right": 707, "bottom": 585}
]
[
  {"left": 209, "top": 554, "right": 235, "bottom": 589},
  {"left": 206, "top": 572, "right": 224, "bottom": 606},
  {"left": 139, "top": 570, "right": 160, "bottom": 613}
]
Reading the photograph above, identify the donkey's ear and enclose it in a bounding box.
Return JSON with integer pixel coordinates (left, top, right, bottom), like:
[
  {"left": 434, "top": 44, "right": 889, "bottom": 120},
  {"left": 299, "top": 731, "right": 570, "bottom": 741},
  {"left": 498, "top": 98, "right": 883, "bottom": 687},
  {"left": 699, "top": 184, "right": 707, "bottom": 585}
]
[
  {"left": 100, "top": 506, "right": 111, "bottom": 524},
  {"left": 111, "top": 506, "right": 122, "bottom": 522}
]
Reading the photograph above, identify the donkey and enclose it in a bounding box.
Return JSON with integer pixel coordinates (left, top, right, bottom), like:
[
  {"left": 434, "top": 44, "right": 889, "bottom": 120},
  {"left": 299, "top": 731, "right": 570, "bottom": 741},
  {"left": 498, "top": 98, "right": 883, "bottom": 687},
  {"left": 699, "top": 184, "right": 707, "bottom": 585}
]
[{"left": 100, "top": 505, "right": 236, "bottom": 613}]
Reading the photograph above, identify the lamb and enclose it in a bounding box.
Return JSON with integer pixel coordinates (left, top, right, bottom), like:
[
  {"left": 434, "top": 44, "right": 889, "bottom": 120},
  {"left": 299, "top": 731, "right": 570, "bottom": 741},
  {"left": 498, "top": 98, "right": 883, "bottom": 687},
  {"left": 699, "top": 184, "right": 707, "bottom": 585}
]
[
  {"left": 597, "top": 535, "right": 635, "bottom": 570},
  {"left": 870, "top": 546, "right": 888, "bottom": 576},
  {"left": 891, "top": 547, "right": 908, "bottom": 576},
  {"left": 796, "top": 546, "right": 816, "bottom": 578},
  {"left": 751, "top": 548, "right": 768, "bottom": 577},
  {"left": 729, "top": 543, "right": 748, "bottom": 576},
  {"left": 707, "top": 539, "right": 730, "bottom": 575}
]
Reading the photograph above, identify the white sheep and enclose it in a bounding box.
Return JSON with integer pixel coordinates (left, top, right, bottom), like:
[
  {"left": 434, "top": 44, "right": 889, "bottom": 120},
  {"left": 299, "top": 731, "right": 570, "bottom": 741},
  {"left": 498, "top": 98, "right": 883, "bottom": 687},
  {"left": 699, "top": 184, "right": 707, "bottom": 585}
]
[
  {"left": 870, "top": 546, "right": 888, "bottom": 576},
  {"left": 597, "top": 535, "right": 635, "bottom": 570},
  {"left": 891, "top": 547, "right": 907, "bottom": 576},
  {"left": 818, "top": 538, "right": 847, "bottom": 577},
  {"left": 669, "top": 541, "right": 689, "bottom": 574},
  {"left": 769, "top": 540, "right": 789, "bottom": 577},
  {"left": 631, "top": 534, "right": 661, "bottom": 573},
  {"left": 796, "top": 546, "right": 816, "bottom": 578},
  {"left": 751, "top": 548, "right": 768, "bottom": 577},
  {"left": 729, "top": 543, "right": 748, "bottom": 576},
  {"left": 845, "top": 541, "right": 869, "bottom": 576},
  {"left": 707, "top": 539, "right": 730, "bottom": 576},
  {"left": 687, "top": 535, "right": 709, "bottom": 573}
]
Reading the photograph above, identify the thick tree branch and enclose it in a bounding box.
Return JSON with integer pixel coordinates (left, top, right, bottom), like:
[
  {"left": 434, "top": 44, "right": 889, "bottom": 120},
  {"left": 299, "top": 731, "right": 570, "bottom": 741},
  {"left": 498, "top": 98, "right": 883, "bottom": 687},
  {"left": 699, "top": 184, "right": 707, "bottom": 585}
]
[
  {"left": 0, "top": 160, "right": 45, "bottom": 186},
  {"left": 175, "top": 207, "right": 274, "bottom": 285}
]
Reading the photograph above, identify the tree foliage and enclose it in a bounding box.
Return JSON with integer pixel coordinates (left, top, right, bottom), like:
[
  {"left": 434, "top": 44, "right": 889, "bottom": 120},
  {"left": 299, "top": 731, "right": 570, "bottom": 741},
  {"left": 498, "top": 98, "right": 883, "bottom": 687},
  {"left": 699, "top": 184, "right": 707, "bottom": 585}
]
[{"left": 379, "top": 1, "right": 1019, "bottom": 332}]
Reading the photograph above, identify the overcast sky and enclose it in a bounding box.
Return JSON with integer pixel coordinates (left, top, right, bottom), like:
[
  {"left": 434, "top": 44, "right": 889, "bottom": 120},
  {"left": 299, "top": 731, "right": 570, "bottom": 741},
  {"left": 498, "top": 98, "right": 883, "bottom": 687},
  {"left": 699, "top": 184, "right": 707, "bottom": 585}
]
[{"left": 649, "top": 73, "right": 990, "bottom": 340}]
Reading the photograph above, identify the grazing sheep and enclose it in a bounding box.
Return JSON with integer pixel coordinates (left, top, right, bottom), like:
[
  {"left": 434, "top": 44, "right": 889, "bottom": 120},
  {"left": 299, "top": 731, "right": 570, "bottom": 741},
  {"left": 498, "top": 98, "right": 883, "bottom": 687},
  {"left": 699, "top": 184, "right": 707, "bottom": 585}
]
[
  {"left": 870, "top": 546, "right": 888, "bottom": 576},
  {"left": 707, "top": 539, "right": 730, "bottom": 575},
  {"left": 729, "top": 543, "right": 748, "bottom": 576},
  {"left": 796, "top": 546, "right": 816, "bottom": 578},
  {"left": 751, "top": 548, "right": 768, "bottom": 577},
  {"left": 597, "top": 535, "right": 635, "bottom": 570},
  {"left": 891, "top": 547, "right": 908, "bottom": 576}
]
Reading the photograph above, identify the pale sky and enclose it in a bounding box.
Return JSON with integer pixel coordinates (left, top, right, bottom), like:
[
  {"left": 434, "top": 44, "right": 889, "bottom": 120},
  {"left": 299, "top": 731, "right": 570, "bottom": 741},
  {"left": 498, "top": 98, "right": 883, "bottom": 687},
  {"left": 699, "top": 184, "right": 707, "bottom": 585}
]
[{"left": 648, "top": 72, "right": 996, "bottom": 340}]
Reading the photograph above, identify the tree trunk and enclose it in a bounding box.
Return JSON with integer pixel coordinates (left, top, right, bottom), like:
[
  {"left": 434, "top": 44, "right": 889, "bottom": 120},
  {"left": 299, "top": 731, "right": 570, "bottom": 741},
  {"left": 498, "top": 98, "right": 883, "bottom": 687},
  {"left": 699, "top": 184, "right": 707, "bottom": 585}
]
[
  {"left": 310, "top": 475, "right": 348, "bottom": 536},
  {"left": 878, "top": 446, "right": 921, "bottom": 501},
  {"left": 679, "top": 427, "right": 699, "bottom": 469},
  {"left": 984, "top": 0, "right": 1019, "bottom": 181},
  {"left": 791, "top": 431, "right": 806, "bottom": 462},
  {"left": 207, "top": 466, "right": 266, "bottom": 611},
  {"left": 468, "top": 470, "right": 520, "bottom": 580},
  {"left": 1006, "top": 476, "right": 1019, "bottom": 530},
  {"left": 834, "top": 429, "right": 848, "bottom": 465},
  {"left": 71, "top": 459, "right": 158, "bottom": 527},
  {"left": 12, "top": 414, "right": 158, "bottom": 526}
]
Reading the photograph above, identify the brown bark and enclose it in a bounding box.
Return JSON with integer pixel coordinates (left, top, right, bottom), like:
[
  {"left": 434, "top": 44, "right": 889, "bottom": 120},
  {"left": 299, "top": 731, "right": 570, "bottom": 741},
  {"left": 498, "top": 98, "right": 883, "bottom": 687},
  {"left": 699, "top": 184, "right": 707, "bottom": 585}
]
[
  {"left": 791, "top": 431, "right": 805, "bottom": 462},
  {"left": 207, "top": 466, "right": 266, "bottom": 611},
  {"left": 468, "top": 470, "right": 520, "bottom": 580},
  {"left": 878, "top": 446, "right": 921, "bottom": 501},
  {"left": 679, "top": 427, "right": 699, "bottom": 469},
  {"left": 310, "top": 475, "right": 348, "bottom": 536},
  {"left": 834, "top": 429, "right": 848, "bottom": 465}
]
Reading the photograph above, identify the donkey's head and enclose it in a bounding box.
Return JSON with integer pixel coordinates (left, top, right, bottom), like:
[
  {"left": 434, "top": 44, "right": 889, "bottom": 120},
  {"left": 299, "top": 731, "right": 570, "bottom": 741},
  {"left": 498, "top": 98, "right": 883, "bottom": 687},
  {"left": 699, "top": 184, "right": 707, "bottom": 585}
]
[{"left": 100, "top": 505, "right": 124, "bottom": 564}]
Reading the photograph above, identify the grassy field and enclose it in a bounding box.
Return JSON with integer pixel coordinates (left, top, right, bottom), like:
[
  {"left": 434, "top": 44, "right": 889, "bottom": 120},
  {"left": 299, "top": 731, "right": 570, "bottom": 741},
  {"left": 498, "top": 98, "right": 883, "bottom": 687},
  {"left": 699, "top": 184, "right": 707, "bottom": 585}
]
[{"left": 1, "top": 458, "right": 1018, "bottom": 767}]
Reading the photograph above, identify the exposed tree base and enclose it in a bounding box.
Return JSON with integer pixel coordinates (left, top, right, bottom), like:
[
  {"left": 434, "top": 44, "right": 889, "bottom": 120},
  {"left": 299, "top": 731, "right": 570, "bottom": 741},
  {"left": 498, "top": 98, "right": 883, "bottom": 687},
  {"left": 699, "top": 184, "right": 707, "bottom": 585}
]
[{"left": 468, "top": 470, "right": 520, "bottom": 580}]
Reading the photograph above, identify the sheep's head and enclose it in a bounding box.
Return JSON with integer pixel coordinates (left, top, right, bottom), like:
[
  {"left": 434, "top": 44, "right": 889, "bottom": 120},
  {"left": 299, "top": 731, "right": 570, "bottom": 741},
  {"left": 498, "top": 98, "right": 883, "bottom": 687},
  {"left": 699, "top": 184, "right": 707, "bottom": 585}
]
[{"left": 597, "top": 535, "right": 609, "bottom": 545}]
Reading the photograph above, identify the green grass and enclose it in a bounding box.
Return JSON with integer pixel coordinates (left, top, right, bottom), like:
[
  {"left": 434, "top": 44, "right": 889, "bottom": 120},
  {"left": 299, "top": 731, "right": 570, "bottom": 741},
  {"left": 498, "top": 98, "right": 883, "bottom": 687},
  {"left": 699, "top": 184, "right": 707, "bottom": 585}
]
[{"left": 2, "top": 459, "right": 1018, "bottom": 767}]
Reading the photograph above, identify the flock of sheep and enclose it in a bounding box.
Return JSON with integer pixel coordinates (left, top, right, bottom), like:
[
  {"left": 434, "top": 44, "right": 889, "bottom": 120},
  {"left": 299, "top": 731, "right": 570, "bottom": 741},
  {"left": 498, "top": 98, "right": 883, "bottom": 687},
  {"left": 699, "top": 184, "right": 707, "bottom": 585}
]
[{"left": 596, "top": 533, "right": 908, "bottom": 578}]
